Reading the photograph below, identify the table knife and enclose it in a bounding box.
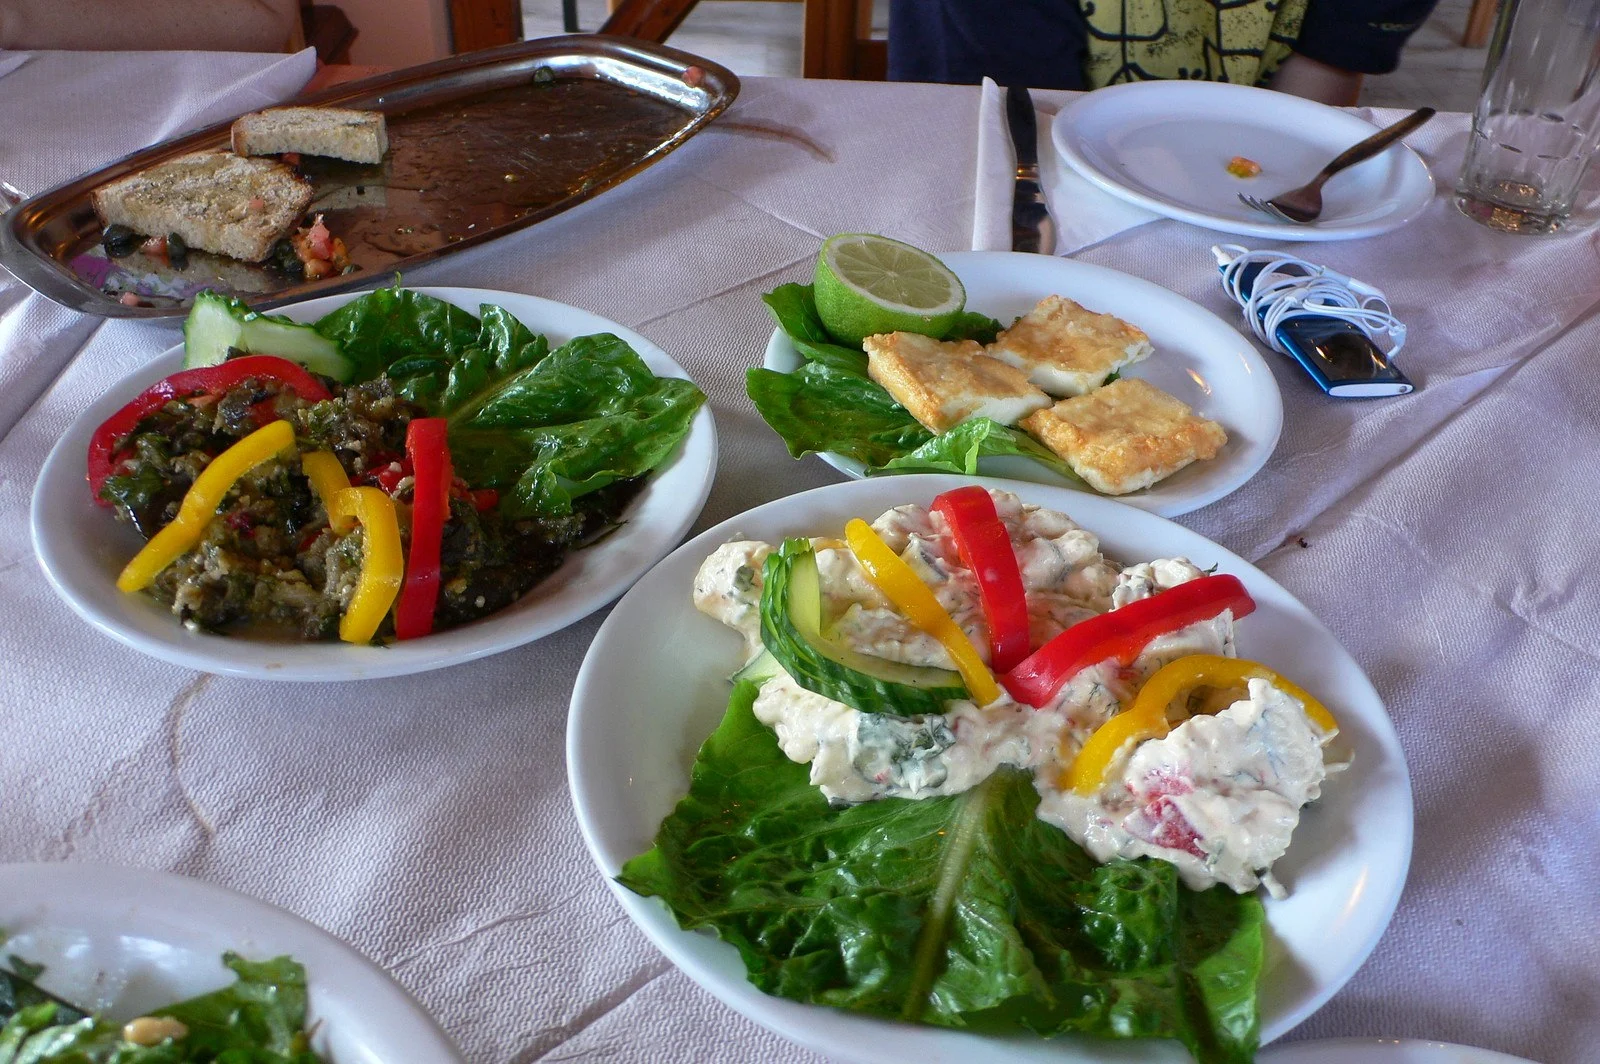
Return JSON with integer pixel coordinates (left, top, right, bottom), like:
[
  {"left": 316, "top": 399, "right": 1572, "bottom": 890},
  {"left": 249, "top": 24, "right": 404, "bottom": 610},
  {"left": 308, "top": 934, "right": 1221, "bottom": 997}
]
[{"left": 1006, "top": 85, "right": 1055, "bottom": 254}]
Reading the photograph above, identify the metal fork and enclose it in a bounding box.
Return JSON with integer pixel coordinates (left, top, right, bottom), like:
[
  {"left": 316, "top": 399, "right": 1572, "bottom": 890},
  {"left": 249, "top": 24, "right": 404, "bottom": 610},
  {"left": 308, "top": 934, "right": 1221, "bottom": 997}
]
[{"left": 1239, "top": 107, "right": 1436, "bottom": 224}]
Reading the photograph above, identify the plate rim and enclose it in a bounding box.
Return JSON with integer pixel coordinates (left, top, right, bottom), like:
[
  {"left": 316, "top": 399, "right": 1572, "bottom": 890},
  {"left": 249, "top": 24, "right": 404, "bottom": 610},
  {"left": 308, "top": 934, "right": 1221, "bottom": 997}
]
[
  {"left": 761, "top": 250, "right": 1284, "bottom": 518},
  {"left": 0, "top": 861, "right": 465, "bottom": 1063},
  {"left": 1051, "top": 81, "right": 1436, "bottom": 242},
  {"left": 566, "top": 472, "right": 1414, "bottom": 1064},
  {"left": 28, "top": 284, "right": 717, "bottom": 682},
  {"left": 1258, "top": 1038, "right": 1539, "bottom": 1064}
]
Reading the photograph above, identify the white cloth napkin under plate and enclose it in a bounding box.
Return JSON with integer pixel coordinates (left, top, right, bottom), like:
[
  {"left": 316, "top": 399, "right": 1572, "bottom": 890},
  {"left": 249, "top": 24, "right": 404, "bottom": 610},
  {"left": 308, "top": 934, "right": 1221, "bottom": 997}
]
[{"left": 971, "top": 77, "right": 1159, "bottom": 255}]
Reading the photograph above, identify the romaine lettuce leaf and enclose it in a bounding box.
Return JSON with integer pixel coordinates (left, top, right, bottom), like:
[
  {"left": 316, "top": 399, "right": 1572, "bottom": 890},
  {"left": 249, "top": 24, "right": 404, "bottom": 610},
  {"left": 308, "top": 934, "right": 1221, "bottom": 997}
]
[
  {"left": 313, "top": 286, "right": 482, "bottom": 385},
  {"left": 878, "top": 417, "right": 1084, "bottom": 483},
  {"left": 620, "top": 682, "right": 1264, "bottom": 1064},
  {"left": 746, "top": 366, "right": 931, "bottom": 469},
  {"left": 446, "top": 333, "right": 704, "bottom": 517},
  {"left": 312, "top": 287, "right": 704, "bottom": 519}
]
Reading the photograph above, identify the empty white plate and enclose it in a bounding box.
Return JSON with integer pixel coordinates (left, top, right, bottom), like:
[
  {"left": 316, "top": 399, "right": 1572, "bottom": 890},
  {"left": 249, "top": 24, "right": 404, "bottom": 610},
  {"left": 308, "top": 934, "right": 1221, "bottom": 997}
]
[{"left": 1054, "top": 81, "right": 1436, "bottom": 241}]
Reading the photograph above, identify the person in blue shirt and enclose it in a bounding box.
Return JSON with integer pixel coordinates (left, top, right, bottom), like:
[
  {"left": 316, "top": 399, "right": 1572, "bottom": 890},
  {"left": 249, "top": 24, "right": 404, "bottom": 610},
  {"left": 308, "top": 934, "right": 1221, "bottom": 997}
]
[{"left": 888, "top": 0, "right": 1441, "bottom": 105}]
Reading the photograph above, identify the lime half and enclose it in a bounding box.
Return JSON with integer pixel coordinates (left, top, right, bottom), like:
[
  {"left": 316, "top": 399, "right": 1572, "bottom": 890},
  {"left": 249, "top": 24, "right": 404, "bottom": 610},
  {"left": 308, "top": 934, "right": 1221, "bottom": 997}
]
[{"left": 813, "top": 234, "right": 966, "bottom": 346}]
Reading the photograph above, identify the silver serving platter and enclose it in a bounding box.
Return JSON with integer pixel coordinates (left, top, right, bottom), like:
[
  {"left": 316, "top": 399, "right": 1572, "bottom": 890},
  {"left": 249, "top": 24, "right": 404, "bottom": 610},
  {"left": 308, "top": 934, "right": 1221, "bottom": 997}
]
[{"left": 0, "top": 35, "right": 738, "bottom": 319}]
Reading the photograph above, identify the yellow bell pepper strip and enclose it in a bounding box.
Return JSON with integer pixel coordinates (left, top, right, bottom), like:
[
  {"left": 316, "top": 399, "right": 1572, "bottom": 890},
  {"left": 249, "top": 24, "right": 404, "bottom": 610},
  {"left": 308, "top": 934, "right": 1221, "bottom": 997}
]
[
  {"left": 300, "top": 450, "right": 354, "bottom": 534},
  {"left": 1062, "top": 653, "right": 1340, "bottom": 795},
  {"left": 843, "top": 518, "right": 1001, "bottom": 706},
  {"left": 325, "top": 486, "right": 404, "bottom": 644},
  {"left": 116, "top": 420, "right": 296, "bottom": 593}
]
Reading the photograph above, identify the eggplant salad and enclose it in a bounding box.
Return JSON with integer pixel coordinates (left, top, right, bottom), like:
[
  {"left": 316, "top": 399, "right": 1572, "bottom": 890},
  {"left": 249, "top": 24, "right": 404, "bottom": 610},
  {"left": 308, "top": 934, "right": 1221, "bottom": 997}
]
[{"left": 91, "top": 287, "right": 704, "bottom": 642}]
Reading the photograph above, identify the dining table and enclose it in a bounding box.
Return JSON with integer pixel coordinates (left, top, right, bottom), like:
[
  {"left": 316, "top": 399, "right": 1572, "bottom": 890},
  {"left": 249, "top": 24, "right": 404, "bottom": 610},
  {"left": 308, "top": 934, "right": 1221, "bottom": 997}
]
[{"left": 0, "top": 42, "right": 1595, "bottom": 1064}]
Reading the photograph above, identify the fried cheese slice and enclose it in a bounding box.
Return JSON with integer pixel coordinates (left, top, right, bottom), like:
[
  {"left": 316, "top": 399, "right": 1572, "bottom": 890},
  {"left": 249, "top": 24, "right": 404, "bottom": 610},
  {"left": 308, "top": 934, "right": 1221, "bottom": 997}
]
[
  {"left": 986, "top": 296, "right": 1154, "bottom": 396},
  {"left": 1020, "top": 378, "right": 1227, "bottom": 494},
  {"left": 865, "top": 331, "right": 1051, "bottom": 433}
]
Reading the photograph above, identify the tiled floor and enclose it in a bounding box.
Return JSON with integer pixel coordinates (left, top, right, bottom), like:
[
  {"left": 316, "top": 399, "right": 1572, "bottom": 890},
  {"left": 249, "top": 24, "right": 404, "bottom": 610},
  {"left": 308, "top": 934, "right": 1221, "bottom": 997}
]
[{"left": 523, "top": 0, "right": 1489, "bottom": 111}]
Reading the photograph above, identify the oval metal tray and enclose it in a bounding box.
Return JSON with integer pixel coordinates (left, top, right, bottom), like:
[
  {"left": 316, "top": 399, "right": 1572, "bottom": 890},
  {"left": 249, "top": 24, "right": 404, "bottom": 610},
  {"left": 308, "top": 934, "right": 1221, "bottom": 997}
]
[{"left": 0, "top": 35, "right": 738, "bottom": 319}]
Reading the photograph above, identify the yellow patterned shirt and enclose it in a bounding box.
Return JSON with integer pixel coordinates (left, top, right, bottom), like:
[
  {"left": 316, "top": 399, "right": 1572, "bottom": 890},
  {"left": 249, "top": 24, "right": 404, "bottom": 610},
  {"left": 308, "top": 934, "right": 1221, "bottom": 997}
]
[{"left": 1081, "top": 0, "right": 1309, "bottom": 88}]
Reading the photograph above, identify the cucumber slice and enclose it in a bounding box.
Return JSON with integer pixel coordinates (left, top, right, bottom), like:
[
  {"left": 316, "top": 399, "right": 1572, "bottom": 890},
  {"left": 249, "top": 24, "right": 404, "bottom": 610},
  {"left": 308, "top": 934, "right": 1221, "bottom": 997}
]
[
  {"left": 730, "top": 648, "right": 782, "bottom": 685},
  {"left": 182, "top": 291, "right": 246, "bottom": 369},
  {"left": 183, "top": 291, "right": 356, "bottom": 382},
  {"left": 759, "top": 538, "right": 966, "bottom": 716}
]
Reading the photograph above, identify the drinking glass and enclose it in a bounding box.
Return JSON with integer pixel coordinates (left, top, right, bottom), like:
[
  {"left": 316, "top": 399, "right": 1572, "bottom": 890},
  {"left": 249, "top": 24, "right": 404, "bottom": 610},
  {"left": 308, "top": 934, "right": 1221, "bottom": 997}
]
[{"left": 1456, "top": 0, "right": 1600, "bottom": 233}]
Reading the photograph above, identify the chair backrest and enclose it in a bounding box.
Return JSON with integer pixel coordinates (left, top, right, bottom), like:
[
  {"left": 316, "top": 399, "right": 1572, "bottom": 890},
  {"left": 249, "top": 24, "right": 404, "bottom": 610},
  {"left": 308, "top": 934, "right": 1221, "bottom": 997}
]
[{"left": 600, "top": 0, "right": 884, "bottom": 79}]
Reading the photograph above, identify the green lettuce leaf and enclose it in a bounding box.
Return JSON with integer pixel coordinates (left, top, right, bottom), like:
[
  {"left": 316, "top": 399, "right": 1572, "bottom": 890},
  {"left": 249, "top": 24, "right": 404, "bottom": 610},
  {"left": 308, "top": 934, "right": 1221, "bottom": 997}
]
[
  {"left": 0, "top": 954, "right": 321, "bottom": 1063},
  {"left": 620, "top": 683, "right": 1264, "bottom": 1064},
  {"left": 942, "top": 310, "right": 1005, "bottom": 344},
  {"left": 313, "top": 286, "right": 482, "bottom": 385},
  {"left": 312, "top": 287, "right": 704, "bottom": 519},
  {"left": 746, "top": 366, "right": 931, "bottom": 469},
  {"left": 447, "top": 333, "right": 705, "bottom": 517},
  {"left": 876, "top": 418, "right": 1084, "bottom": 483}
]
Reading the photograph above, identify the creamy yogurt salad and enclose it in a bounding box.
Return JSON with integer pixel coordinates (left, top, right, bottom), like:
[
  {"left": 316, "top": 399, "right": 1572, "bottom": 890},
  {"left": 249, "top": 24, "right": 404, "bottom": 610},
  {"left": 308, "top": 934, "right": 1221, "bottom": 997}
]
[{"left": 692, "top": 488, "right": 1339, "bottom": 897}]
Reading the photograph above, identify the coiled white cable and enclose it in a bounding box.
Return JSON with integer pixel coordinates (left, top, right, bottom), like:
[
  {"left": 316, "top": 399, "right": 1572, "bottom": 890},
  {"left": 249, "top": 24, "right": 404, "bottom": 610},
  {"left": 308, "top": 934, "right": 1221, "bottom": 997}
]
[{"left": 1211, "top": 244, "right": 1406, "bottom": 358}]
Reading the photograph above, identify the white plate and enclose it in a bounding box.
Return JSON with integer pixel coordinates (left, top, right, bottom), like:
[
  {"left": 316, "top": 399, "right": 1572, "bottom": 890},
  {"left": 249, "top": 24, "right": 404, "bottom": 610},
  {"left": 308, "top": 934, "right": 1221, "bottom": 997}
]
[
  {"left": 1053, "top": 81, "right": 1436, "bottom": 241},
  {"left": 567, "top": 474, "right": 1414, "bottom": 1064},
  {"left": 0, "top": 863, "right": 463, "bottom": 1063},
  {"left": 31, "top": 286, "right": 717, "bottom": 682},
  {"left": 763, "top": 251, "right": 1281, "bottom": 518},
  {"left": 1260, "top": 1039, "right": 1537, "bottom": 1064}
]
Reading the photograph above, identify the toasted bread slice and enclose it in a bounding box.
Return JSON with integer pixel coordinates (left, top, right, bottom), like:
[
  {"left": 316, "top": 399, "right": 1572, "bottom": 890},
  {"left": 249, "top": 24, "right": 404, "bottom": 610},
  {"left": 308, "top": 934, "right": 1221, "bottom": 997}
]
[
  {"left": 987, "top": 296, "right": 1154, "bottom": 396},
  {"left": 865, "top": 331, "right": 1051, "bottom": 433},
  {"left": 90, "top": 150, "right": 312, "bottom": 263},
  {"left": 1020, "top": 378, "right": 1227, "bottom": 494},
  {"left": 232, "top": 106, "right": 389, "bottom": 164}
]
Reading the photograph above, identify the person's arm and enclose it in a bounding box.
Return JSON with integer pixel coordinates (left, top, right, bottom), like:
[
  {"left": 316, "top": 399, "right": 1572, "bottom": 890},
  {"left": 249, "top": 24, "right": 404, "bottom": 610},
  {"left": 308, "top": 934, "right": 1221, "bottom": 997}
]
[
  {"left": 0, "top": 0, "right": 299, "bottom": 52},
  {"left": 1271, "top": 52, "right": 1364, "bottom": 106}
]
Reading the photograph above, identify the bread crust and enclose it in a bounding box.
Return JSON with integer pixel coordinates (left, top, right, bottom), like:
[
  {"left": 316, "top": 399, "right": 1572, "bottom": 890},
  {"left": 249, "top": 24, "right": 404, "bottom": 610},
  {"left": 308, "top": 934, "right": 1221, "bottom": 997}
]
[
  {"left": 865, "top": 331, "right": 1051, "bottom": 432},
  {"left": 90, "top": 150, "right": 311, "bottom": 263},
  {"left": 231, "top": 106, "right": 389, "bottom": 164},
  {"left": 987, "top": 295, "right": 1154, "bottom": 396},
  {"left": 1020, "top": 378, "right": 1227, "bottom": 494}
]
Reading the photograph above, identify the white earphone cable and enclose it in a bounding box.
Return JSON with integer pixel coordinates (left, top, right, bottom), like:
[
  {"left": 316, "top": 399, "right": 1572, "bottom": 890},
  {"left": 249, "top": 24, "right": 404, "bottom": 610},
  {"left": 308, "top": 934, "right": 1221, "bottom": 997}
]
[{"left": 1211, "top": 244, "right": 1406, "bottom": 358}]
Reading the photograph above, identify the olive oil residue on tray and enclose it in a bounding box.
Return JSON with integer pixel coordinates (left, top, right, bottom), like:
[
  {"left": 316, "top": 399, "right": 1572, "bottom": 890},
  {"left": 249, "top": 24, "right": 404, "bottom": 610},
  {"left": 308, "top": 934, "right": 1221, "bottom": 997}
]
[
  {"left": 338, "top": 79, "right": 690, "bottom": 265},
  {"left": 75, "top": 77, "right": 692, "bottom": 303}
]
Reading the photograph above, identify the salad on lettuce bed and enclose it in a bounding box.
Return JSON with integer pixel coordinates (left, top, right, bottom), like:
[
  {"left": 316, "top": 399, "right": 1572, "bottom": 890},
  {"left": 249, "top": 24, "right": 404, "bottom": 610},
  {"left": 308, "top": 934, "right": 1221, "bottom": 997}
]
[
  {"left": 1, "top": 953, "right": 321, "bottom": 1063},
  {"left": 91, "top": 287, "right": 703, "bottom": 642},
  {"left": 622, "top": 486, "right": 1345, "bottom": 1064}
]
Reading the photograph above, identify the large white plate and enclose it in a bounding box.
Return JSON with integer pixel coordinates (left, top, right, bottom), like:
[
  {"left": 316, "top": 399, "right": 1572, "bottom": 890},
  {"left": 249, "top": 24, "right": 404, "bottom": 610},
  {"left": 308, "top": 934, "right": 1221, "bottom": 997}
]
[
  {"left": 31, "top": 286, "right": 716, "bottom": 682},
  {"left": 567, "top": 474, "right": 1414, "bottom": 1064},
  {"left": 1260, "top": 1040, "right": 1536, "bottom": 1064},
  {"left": 0, "top": 863, "right": 463, "bottom": 1063},
  {"left": 763, "top": 251, "right": 1282, "bottom": 518},
  {"left": 1053, "top": 81, "right": 1436, "bottom": 241}
]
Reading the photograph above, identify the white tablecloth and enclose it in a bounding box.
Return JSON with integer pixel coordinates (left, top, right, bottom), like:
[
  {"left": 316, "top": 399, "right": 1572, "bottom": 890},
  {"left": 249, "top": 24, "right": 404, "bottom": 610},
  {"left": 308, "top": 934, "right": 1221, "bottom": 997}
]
[{"left": 0, "top": 55, "right": 1594, "bottom": 1064}]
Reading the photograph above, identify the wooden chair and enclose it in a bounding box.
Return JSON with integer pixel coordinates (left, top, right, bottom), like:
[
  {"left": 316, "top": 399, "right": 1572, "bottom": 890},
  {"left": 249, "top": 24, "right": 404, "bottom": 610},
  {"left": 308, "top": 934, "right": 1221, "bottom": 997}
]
[
  {"left": 600, "top": 0, "right": 886, "bottom": 79},
  {"left": 1464, "top": 0, "right": 1499, "bottom": 47}
]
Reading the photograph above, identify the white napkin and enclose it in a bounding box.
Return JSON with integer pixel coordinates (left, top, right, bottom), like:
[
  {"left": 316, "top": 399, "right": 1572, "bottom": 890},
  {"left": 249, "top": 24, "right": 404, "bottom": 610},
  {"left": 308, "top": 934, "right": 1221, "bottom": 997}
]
[
  {"left": 972, "top": 77, "right": 1160, "bottom": 255},
  {"left": 0, "top": 47, "right": 316, "bottom": 439},
  {"left": 0, "top": 52, "right": 32, "bottom": 83}
]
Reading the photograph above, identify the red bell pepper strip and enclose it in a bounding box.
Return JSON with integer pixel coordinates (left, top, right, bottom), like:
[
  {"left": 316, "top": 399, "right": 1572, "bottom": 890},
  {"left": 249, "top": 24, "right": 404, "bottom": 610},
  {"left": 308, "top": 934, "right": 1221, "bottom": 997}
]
[
  {"left": 932, "top": 486, "right": 1031, "bottom": 673},
  {"left": 86, "top": 355, "right": 331, "bottom": 504},
  {"left": 393, "top": 417, "right": 452, "bottom": 640},
  {"left": 1001, "top": 574, "right": 1257, "bottom": 707}
]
